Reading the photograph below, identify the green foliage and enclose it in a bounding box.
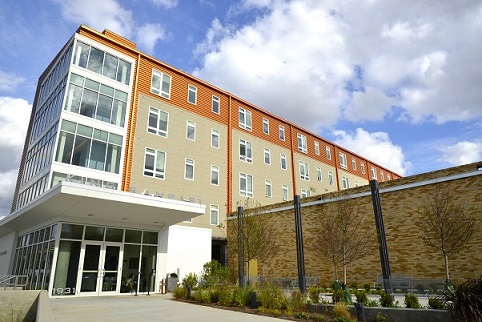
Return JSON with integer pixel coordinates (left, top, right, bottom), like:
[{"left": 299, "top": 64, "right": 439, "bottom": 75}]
[
  {"left": 193, "top": 288, "right": 211, "bottom": 303},
  {"left": 428, "top": 297, "right": 446, "bottom": 310},
  {"left": 217, "top": 285, "right": 234, "bottom": 306},
  {"left": 379, "top": 290, "right": 395, "bottom": 307},
  {"left": 308, "top": 285, "right": 322, "bottom": 303},
  {"left": 354, "top": 289, "right": 368, "bottom": 305},
  {"left": 200, "top": 260, "right": 229, "bottom": 287},
  {"left": 332, "top": 289, "right": 345, "bottom": 304},
  {"left": 258, "top": 283, "right": 287, "bottom": 310},
  {"left": 366, "top": 299, "right": 379, "bottom": 307},
  {"left": 286, "top": 290, "right": 307, "bottom": 313},
  {"left": 181, "top": 272, "right": 198, "bottom": 289},
  {"left": 209, "top": 288, "right": 219, "bottom": 303},
  {"left": 443, "top": 276, "right": 482, "bottom": 321},
  {"left": 363, "top": 283, "right": 371, "bottom": 292},
  {"left": 404, "top": 293, "right": 421, "bottom": 308},
  {"left": 232, "top": 285, "right": 252, "bottom": 307},
  {"left": 332, "top": 302, "right": 355, "bottom": 321},
  {"left": 374, "top": 312, "right": 387, "bottom": 322},
  {"left": 171, "top": 286, "right": 188, "bottom": 300}
]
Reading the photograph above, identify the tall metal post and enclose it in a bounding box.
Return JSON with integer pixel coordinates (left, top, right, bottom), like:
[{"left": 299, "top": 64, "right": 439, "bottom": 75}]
[
  {"left": 370, "top": 180, "right": 392, "bottom": 293},
  {"left": 237, "top": 206, "right": 245, "bottom": 287},
  {"left": 293, "top": 195, "right": 306, "bottom": 293}
]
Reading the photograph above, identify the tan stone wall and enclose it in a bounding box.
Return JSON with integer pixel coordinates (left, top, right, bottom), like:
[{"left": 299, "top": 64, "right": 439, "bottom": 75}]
[{"left": 227, "top": 163, "right": 482, "bottom": 286}]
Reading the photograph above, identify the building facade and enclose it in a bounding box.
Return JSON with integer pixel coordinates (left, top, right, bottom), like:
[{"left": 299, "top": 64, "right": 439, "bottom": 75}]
[{"left": 0, "top": 25, "right": 400, "bottom": 297}]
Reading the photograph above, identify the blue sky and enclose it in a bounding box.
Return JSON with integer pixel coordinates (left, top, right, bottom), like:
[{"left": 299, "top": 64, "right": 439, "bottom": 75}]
[{"left": 0, "top": 0, "right": 481, "bottom": 216}]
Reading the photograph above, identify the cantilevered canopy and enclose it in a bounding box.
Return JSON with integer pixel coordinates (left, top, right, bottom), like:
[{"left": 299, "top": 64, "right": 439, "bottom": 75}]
[{"left": 0, "top": 181, "right": 205, "bottom": 236}]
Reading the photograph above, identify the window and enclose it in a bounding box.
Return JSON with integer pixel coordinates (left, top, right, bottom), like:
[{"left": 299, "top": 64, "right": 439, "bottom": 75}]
[
  {"left": 211, "top": 129, "right": 219, "bottom": 148},
  {"left": 186, "top": 120, "right": 196, "bottom": 140},
  {"left": 361, "top": 162, "right": 365, "bottom": 174},
  {"left": 151, "top": 69, "right": 171, "bottom": 99},
  {"left": 339, "top": 153, "right": 347, "bottom": 169},
  {"left": 188, "top": 85, "right": 197, "bottom": 104},
  {"left": 280, "top": 154, "right": 287, "bottom": 170},
  {"left": 212, "top": 95, "right": 220, "bottom": 114},
  {"left": 264, "top": 148, "right": 271, "bottom": 164},
  {"left": 263, "top": 118, "right": 269, "bottom": 134},
  {"left": 185, "top": 159, "right": 194, "bottom": 180},
  {"left": 73, "top": 41, "right": 131, "bottom": 85},
  {"left": 265, "top": 180, "right": 272, "bottom": 197},
  {"left": 239, "top": 139, "right": 252, "bottom": 163},
  {"left": 147, "top": 107, "right": 168, "bottom": 137},
  {"left": 380, "top": 172, "right": 385, "bottom": 181},
  {"left": 326, "top": 146, "right": 331, "bottom": 160},
  {"left": 371, "top": 167, "right": 377, "bottom": 179},
  {"left": 299, "top": 161, "right": 309, "bottom": 180},
  {"left": 314, "top": 142, "right": 320, "bottom": 155},
  {"left": 210, "top": 165, "right": 219, "bottom": 185},
  {"left": 387, "top": 174, "right": 391, "bottom": 181},
  {"left": 317, "top": 167, "right": 322, "bottom": 181},
  {"left": 279, "top": 125, "right": 285, "bottom": 141},
  {"left": 342, "top": 176, "right": 349, "bottom": 189},
  {"left": 282, "top": 184, "right": 288, "bottom": 201},
  {"left": 297, "top": 134, "right": 307, "bottom": 153},
  {"left": 352, "top": 158, "right": 356, "bottom": 170},
  {"left": 239, "top": 108, "right": 252, "bottom": 131},
  {"left": 210, "top": 205, "right": 219, "bottom": 225},
  {"left": 64, "top": 73, "right": 128, "bottom": 127},
  {"left": 301, "top": 189, "right": 310, "bottom": 198},
  {"left": 56, "top": 120, "right": 122, "bottom": 174},
  {"left": 355, "top": 181, "right": 359, "bottom": 187},
  {"left": 239, "top": 173, "right": 253, "bottom": 197},
  {"left": 144, "top": 148, "right": 166, "bottom": 179},
  {"left": 328, "top": 171, "right": 334, "bottom": 185}
]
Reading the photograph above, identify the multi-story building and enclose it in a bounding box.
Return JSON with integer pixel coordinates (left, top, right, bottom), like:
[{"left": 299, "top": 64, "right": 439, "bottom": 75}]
[{"left": 0, "top": 25, "right": 400, "bottom": 297}]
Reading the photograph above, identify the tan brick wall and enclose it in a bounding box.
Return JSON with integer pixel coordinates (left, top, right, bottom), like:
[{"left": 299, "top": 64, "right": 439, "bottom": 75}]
[{"left": 227, "top": 163, "right": 482, "bottom": 286}]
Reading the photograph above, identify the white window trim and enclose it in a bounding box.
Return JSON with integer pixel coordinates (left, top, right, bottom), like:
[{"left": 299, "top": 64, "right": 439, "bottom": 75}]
[
  {"left": 265, "top": 179, "right": 272, "bottom": 198},
  {"left": 186, "top": 120, "right": 196, "bottom": 141},
  {"left": 328, "top": 171, "right": 334, "bottom": 185},
  {"left": 239, "top": 139, "right": 253, "bottom": 163},
  {"left": 211, "top": 129, "right": 220, "bottom": 148},
  {"left": 184, "top": 158, "right": 195, "bottom": 180},
  {"left": 212, "top": 95, "right": 220, "bottom": 114},
  {"left": 361, "top": 162, "right": 366, "bottom": 174},
  {"left": 239, "top": 107, "right": 252, "bottom": 131},
  {"left": 143, "top": 148, "right": 166, "bottom": 180},
  {"left": 299, "top": 161, "right": 309, "bottom": 180},
  {"left": 339, "top": 153, "right": 347, "bottom": 169},
  {"left": 151, "top": 69, "right": 171, "bottom": 99},
  {"left": 342, "top": 176, "right": 350, "bottom": 189},
  {"left": 279, "top": 125, "right": 285, "bottom": 141},
  {"left": 188, "top": 84, "right": 197, "bottom": 104},
  {"left": 210, "top": 204, "right": 219, "bottom": 226},
  {"left": 371, "top": 167, "right": 377, "bottom": 179},
  {"left": 263, "top": 118, "right": 269, "bottom": 134},
  {"left": 210, "top": 165, "right": 219, "bottom": 186},
  {"left": 282, "top": 184, "right": 288, "bottom": 201},
  {"left": 317, "top": 167, "right": 322, "bottom": 181},
  {"left": 297, "top": 133, "right": 307, "bottom": 153},
  {"left": 147, "top": 106, "right": 169, "bottom": 137},
  {"left": 314, "top": 141, "right": 320, "bottom": 155},
  {"left": 239, "top": 172, "right": 253, "bottom": 197},
  {"left": 326, "top": 146, "right": 331, "bottom": 160},
  {"left": 280, "top": 154, "right": 287, "bottom": 170},
  {"left": 352, "top": 158, "right": 357, "bottom": 171},
  {"left": 264, "top": 148, "right": 271, "bottom": 165}
]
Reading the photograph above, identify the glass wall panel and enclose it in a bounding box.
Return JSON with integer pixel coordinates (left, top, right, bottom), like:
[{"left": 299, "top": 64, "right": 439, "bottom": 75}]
[
  {"left": 125, "top": 230, "right": 142, "bottom": 243},
  {"left": 105, "top": 228, "right": 123, "bottom": 242},
  {"left": 60, "top": 224, "right": 83, "bottom": 239},
  {"left": 143, "top": 231, "right": 158, "bottom": 245},
  {"left": 85, "top": 226, "right": 104, "bottom": 241},
  {"left": 120, "top": 244, "right": 140, "bottom": 293},
  {"left": 52, "top": 240, "right": 81, "bottom": 295},
  {"left": 140, "top": 245, "right": 157, "bottom": 293}
]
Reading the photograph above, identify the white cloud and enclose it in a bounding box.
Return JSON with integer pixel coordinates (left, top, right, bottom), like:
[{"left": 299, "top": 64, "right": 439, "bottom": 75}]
[
  {"left": 193, "top": 1, "right": 482, "bottom": 130},
  {"left": 136, "top": 23, "right": 167, "bottom": 54},
  {"left": 0, "top": 70, "right": 25, "bottom": 92},
  {"left": 332, "top": 128, "right": 411, "bottom": 176},
  {"left": 438, "top": 141, "right": 482, "bottom": 166},
  {"left": 148, "top": 0, "right": 179, "bottom": 9},
  {"left": 0, "top": 97, "right": 31, "bottom": 217},
  {"left": 53, "top": 0, "right": 168, "bottom": 52}
]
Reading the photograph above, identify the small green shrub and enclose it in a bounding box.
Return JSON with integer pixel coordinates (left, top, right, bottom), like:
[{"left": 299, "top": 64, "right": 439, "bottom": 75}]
[
  {"left": 332, "top": 302, "right": 354, "bottom": 321},
  {"left": 172, "top": 286, "right": 188, "bottom": 300},
  {"left": 200, "top": 260, "right": 229, "bottom": 287},
  {"left": 428, "top": 297, "right": 445, "bottom": 310},
  {"left": 332, "top": 289, "right": 345, "bottom": 303},
  {"left": 354, "top": 289, "right": 368, "bottom": 305},
  {"left": 379, "top": 290, "right": 395, "bottom": 307},
  {"left": 209, "top": 288, "right": 219, "bottom": 303},
  {"left": 443, "top": 276, "right": 482, "bottom": 322},
  {"left": 404, "top": 293, "right": 421, "bottom": 308},
  {"left": 258, "top": 283, "right": 287, "bottom": 310},
  {"left": 217, "top": 285, "right": 234, "bottom": 306},
  {"left": 232, "top": 286, "right": 252, "bottom": 307},
  {"left": 308, "top": 285, "right": 322, "bottom": 303},
  {"left": 286, "top": 290, "right": 306, "bottom": 313},
  {"left": 374, "top": 312, "right": 387, "bottom": 322},
  {"left": 193, "top": 288, "right": 211, "bottom": 303},
  {"left": 182, "top": 272, "right": 198, "bottom": 289},
  {"left": 363, "top": 284, "right": 371, "bottom": 292}
]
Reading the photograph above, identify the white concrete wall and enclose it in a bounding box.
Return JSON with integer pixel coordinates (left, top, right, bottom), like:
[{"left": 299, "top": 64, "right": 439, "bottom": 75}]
[
  {"left": 166, "top": 225, "right": 211, "bottom": 282},
  {"left": 0, "top": 231, "right": 17, "bottom": 275}
]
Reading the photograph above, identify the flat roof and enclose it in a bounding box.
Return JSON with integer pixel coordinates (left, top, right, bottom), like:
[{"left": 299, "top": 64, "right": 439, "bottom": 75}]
[{"left": 0, "top": 181, "right": 206, "bottom": 236}]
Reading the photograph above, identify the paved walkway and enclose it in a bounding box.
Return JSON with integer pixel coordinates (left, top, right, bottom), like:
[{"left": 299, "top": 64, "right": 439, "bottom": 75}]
[{"left": 50, "top": 294, "right": 285, "bottom": 322}]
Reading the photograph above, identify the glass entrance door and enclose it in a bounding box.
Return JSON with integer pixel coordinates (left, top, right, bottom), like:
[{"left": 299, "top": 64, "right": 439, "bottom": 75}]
[{"left": 77, "top": 242, "right": 122, "bottom": 295}]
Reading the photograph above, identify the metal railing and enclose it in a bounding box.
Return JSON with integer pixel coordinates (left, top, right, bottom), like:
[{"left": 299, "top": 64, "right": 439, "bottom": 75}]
[{"left": 0, "top": 275, "right": 29, "bottom": 290}]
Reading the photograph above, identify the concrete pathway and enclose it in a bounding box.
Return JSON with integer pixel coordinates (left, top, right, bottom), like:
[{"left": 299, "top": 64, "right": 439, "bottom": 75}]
[{"left": 50, "top": 294, "right": 285, "bottom": 322}]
